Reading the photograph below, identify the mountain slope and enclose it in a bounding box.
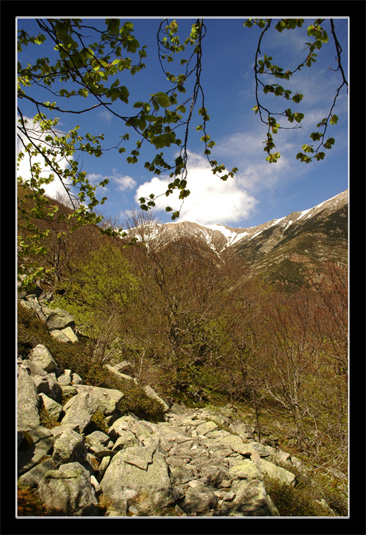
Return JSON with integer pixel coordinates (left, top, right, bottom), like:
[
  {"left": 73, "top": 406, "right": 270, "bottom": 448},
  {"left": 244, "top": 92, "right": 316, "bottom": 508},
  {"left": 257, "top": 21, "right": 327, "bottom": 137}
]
[{"left": 128, "top": 190, "right": 348, "bottom": 288}]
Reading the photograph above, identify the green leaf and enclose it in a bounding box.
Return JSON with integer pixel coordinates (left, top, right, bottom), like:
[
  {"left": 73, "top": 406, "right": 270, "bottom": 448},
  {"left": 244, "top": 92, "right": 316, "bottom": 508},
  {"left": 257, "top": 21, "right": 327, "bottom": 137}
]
[{"left": 153, "top": 92, "right": 171, "bottom": 108}]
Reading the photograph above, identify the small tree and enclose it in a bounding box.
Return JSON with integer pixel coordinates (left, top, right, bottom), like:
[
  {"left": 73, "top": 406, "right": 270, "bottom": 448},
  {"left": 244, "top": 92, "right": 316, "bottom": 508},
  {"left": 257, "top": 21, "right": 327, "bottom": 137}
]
[{"left": 55, "top": 241, "right": 140, "bottom": 363}]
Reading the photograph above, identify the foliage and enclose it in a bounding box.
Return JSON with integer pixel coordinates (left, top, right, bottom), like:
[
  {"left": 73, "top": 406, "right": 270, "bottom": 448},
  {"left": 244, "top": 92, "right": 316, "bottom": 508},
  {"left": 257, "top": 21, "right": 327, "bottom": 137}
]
[
  {"left": 244, "top": 18, "right": 347, "bottom": 163},
  {"left": 116, "top": 382, "right": 167, "bottom": 423},
  {"left": 263, "top": 476, "right": 332, "bottom": 516},
  {"left": 17, "top": 18, "right": 237, "bottom": 288}
]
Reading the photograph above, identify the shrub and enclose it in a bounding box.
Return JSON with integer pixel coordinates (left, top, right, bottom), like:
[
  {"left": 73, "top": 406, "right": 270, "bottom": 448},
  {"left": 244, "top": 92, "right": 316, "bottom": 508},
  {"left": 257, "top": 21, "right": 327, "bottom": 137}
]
[
  {"left": 263, "top": 476, "right": 332, "bottom": 516},
  {"left": 117, "top": 383, "right": 166, "bottom": 423}
]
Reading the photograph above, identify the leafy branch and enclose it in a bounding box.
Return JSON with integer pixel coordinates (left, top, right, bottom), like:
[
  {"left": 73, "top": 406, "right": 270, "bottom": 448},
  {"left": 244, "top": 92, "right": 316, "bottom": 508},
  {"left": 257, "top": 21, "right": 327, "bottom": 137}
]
[{"left": 244, "top": 18, "right": 348, "bottom": 163}]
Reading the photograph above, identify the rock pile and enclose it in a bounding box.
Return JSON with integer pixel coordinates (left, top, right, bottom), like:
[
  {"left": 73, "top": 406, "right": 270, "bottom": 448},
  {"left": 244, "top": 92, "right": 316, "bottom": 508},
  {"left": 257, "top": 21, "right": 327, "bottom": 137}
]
[
  {"left": 17, "top": 290, "right": 305, "bottom": 517},
  {"left": 17, "top": 339, "right": 305, "bottom": 517}
]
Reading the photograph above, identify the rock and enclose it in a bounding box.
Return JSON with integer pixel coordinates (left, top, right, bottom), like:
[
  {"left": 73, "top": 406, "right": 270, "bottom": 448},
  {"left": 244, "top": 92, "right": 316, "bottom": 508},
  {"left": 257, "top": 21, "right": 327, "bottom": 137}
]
[
  {"left": 105, "top": 363, "right": 137, "bottom": 384},
  {"left": 50, "top": 327, "right": 78, "bottom": 343},
  {"left": 18, "top": 426, "right": 54, "bottom": 476},
  {"left": 228, "top": 459, "right": 262, "bottom": 480},
  {"left": 50, "top": 330, "right": 73, "bottom": 343},
  {"left": 57, "top": 369, "right": 73, "bottom": 386},
  {"left": 226, "top": 479, "right": 279, "bottom": 516},
  {"left": 143, "top": 385, "right": 170, "bottom": 412},
  {"left": 195, "top": 420, "right": 218, "bottom": 436},
  {"left": 256, "top": 458, "right": 297, "bottom": 486},
  {"left": 181, "top": 484, "right": 218, "bottom": 515},
  {"left": 28, "top": 344, "right": 57, "bottom": 373},
  {"left": 52, "top": 428, "right": 87, "bottom": 466},
  {"left": 38, "top": 393, "right": 63, "bottom": 421},
  {"left": 37, "top": 462, "right": 99, "bottom": 515},
  {"left": 100, "top": 447, "right": 171, "bottom": 514},
  {"left": 73, "top": 385, "right": 124, "bottom": 415},
  {"left": 46, "top": 308, "right": 75, "bottom": 331},
  {"left": 18, "top": 458, "right": 55, "bottom": 488},
  {"left": 71, "top": 373, "right": 83, "bottom": 385},
  {"left": 17, "top": 366, "right": 40, "bottom": 431},
  {"left": 33, "top": 374, "right": 63, "bottom": 403}
]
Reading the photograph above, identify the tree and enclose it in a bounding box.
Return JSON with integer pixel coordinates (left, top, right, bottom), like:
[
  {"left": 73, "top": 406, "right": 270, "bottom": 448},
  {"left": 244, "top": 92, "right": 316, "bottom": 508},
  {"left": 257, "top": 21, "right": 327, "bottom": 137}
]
[
  {"left": 17, "top": 18, "right": 347, "bottom": 288},
  {"left": 54, "top": 241, "right": 140, "bottom": 363}
]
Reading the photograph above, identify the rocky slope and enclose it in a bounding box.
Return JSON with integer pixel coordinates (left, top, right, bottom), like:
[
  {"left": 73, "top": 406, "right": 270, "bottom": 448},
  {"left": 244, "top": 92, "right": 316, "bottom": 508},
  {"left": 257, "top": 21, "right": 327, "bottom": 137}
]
[{"left": 17, "top": 293, "right": 334, "bottom": 517}]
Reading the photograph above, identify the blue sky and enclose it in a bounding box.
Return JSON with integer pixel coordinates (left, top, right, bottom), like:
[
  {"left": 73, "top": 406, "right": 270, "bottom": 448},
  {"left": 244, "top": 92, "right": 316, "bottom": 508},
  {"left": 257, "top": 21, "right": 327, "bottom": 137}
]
[{"left": 17, "top": 17, "right": 349, "bottom": 229}]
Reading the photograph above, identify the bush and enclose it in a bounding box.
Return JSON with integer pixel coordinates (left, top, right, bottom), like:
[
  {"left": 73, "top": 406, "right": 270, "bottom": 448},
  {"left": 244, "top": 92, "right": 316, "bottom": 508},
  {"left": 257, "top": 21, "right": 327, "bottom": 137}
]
[
  {"left": 263, "top": 476, "right": 333, "bottom": 516},
  {"left": 117, "top": 383, "right": 166, "bottom": 423}
]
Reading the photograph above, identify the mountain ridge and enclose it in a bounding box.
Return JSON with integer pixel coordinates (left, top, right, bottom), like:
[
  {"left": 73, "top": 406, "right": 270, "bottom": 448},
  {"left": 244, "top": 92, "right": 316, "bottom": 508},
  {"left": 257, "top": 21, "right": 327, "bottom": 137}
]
[{"left": 127, "top": 189, "right": 348, "bottom": 288}]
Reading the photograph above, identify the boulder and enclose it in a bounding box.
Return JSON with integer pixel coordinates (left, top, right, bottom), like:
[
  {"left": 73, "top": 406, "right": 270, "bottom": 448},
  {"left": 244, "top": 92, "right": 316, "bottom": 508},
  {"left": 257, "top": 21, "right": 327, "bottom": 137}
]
[
  {"left": 46, "top": 308, "right": 75, "bottom": 331},
  {"left": 143, "top": 385, "right": 170, "bottom": 412},
  {"left": 18, "top": 458, "right": 55, "bottom": 488},
  {"left": 38, "top": 393, "right": 63, "bottom": 421},
  {"left": 100, "top": 446, "right": 171, "bottom": 514},
  {"left": 256, "top": 458, "right": 297, "bottom": 486},
  {"left": 52, "top": 428, "right": 87, "bottom": 467},
  {"left": 18, "top": 426, "right": 54, "bottom": 476},
  {"left": 37, "top": 462, "right": 99, "bottom": 515},
  {"left": 181, "top": 484, "right": 218, "bottom": 515},
  {"left": 225, "top": 479, "right": 279, "bottom": 516},
  {"left": 17, "top": 367, "right": 40, "bottom": 430},
  {"left": 33, "top": 374, "right": 63, "bottom": 403},
  {"left": 73, "top": 385, "right": 124, "bottom": 416},
  {"left": 28, "top": 345, "right": 57, "bottom": 373},
  {"left": 57, "top": 369, "right": 73, "bottom": 386}
]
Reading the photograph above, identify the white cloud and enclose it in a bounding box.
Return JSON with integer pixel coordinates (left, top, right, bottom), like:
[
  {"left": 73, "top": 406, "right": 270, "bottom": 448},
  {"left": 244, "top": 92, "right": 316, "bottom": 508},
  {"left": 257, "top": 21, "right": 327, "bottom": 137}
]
[
  {"left": 113, "top": 174, "right": 137, "bottom": 191},
  {"left": 17, "top": 116, "right": 72, "bottom": 201},
  {"left": 135, "top": 151, "right": 257, "bottom": 225}
]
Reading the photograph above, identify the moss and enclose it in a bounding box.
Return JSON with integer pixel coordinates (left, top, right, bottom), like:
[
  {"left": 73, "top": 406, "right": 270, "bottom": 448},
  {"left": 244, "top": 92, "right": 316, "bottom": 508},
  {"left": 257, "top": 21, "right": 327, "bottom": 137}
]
[
  {"left": 89, "top": 410, "right": 109, "bottom": 434},
  {"left": 39, "top": 401, "right": 61, "bottom": 430}
]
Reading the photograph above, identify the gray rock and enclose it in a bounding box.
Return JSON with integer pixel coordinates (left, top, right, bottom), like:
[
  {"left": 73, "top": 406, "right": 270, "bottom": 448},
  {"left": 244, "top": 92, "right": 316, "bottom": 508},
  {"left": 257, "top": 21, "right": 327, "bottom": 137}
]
[
  {"left": 50, "top": 330, "right": 73, "bottom": 343},
  {"left": 38, "top": 393, "right": 63, "bottom": 421},
  {"left": 33, "top": 373, "right": 63, "bottom": 403},
  {"left": 52, "top": 428, "right": 87, "bottom": 467},
  {"left": 256, "top": 458, "right": 297, "bottom": 486},
  {"left": 46, "top": 308, "right": 75, "bottom": 331},
  {"left": 17, "top": 367, "right": 40, "bottom": 431},
  {"left": 73, "top": 385, "right": 124, "bottom": 416},
  {"left": 100, "top": 446, "right": 171, "bottom": 513},
  {"left": 181, "top": 484, "right": 218, "bottom": 514},
  {"left": 18, "top": 426, "right": 54, "bottom": 476},
  {"left": 57, "top": 369, "right": 72, "bottom": 386},
  {"left": 38, "top": 462, "right": 99, "bottom": 515},
  {"left": 225, "top": 479, "right": 280, "bottom": 516},
  {"left": 18, "top": 458, "right": 55, "bottom": 488},
  {"left": 28, "top": 344, "right": 57, "bottom": 373},
  {"left": 143, "top": 385, "right": 170, "bottom": 412}
]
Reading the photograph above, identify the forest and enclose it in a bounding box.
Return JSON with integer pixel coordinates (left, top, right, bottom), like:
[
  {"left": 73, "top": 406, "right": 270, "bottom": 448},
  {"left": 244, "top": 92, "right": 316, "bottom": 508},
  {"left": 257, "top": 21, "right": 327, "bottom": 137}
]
[{"left": 17, "top": 188, "right": 348, "bottom": 513}]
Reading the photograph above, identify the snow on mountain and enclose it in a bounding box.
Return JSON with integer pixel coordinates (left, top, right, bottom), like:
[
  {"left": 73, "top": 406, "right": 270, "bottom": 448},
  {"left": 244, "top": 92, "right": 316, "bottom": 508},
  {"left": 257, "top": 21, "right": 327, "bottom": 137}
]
[{"left": 126, "top": 190, "right": 348, "bottom": 256}]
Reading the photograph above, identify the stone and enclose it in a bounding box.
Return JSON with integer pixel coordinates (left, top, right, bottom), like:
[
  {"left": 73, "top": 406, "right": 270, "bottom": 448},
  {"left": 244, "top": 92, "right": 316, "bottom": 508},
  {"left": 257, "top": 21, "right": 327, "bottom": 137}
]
[
  {"left": 57, "top": 369, "right": 72, "bottom": 386},
  {"left": 18, "top": 458, "right": 55, "bottom": 488},
  {"left": 17, "top": 367, "right": 40, "bottom": 431},
  {"left": 256, "top": 458, "right": 297, "bottom": 486},
  {"left": 18, "top": 426, "right": 54, "bottom": 476},
  {"left": 38, "top": 393, "right": 63, "bottom": 421},
  {"left": 112, "top": 431, "right": 139, "bottom": 452},
  {"left": 33, "top": 374, "right": 63, "bottom": 403},
  {"left": 181, "top": 484, "right": 218, "bottom": 515},
  {"left": 28, "top": 344, "right": 57, "bottom": 373},
  {"left": 61, "top": 326, "right": 78, "bottom": 343},
  {"left": 50, "top": 330, "right": 73, "bottom": 343},
  {"left": 74, "top": 385, "right": 124, "bottom": 415},
  {"left": 38, "top": 462, "right": 99, "bottom": 515},
  {"left": 143, "top": 385, "right": 170, "bottom": 412},
  {"left": 52, "top": 428, "right": 87, "bottom": 467},
  {"left": 46, "top": 308, "right": 75, "bottom": 331},
  {"left": 195, "top": 420, "right": 218, "bottom": 435},
  {"left": 71, "top": 373, "right": 83, "bottom": 385},
  {"left": 228, "top": 459, "right": 262, "bottom": 480},
  {"left": 226, "top": 479, "right": 279, "bottom": 516},
  {"left": 100, "top": 447, "right": 171, "bottom": 513}
]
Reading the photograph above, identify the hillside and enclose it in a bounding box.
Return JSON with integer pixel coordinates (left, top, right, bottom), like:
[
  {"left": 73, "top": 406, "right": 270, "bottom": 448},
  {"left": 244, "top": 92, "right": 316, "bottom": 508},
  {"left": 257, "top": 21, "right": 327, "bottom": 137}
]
[{"left": 127, "top": 190, "right": 348, "bottom": 288}]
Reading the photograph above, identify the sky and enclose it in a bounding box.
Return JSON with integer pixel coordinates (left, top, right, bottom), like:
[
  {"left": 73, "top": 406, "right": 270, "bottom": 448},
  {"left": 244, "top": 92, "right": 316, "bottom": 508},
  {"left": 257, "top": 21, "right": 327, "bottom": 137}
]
[{"left": 17, "top": 17, "right": 349, "bottom": 229}]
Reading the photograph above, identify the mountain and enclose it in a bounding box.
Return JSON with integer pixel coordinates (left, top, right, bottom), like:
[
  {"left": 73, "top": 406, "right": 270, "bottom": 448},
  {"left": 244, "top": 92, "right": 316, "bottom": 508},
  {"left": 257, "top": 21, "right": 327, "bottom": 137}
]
[{"left": 127, "top": 190, "right": 348, "bottom": 288}]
